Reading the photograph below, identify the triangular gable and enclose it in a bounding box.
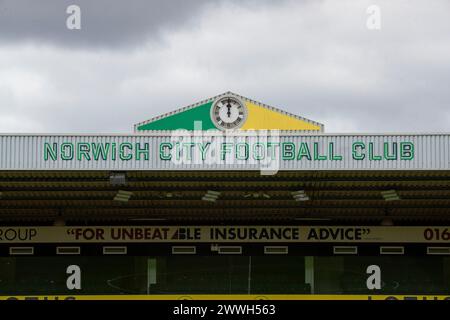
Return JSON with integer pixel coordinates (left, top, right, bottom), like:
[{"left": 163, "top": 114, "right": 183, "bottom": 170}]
[{"left": 134, "top": 92, "right": 324, "bottom": 131}]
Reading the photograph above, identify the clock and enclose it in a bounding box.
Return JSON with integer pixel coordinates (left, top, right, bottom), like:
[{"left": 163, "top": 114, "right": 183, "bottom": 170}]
[{"left": 210, "top": 96, "right": 247, "bottom": 130}]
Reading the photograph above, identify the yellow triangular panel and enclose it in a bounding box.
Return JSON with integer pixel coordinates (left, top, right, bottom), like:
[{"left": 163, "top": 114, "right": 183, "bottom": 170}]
[{"left": 240, "top": 102, "right": 321, "bottom": 131}]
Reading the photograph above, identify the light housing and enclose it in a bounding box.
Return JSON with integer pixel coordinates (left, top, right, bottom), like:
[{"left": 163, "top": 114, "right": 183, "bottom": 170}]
[
  {"left": 114, "top": 190, "right": 133, "bottom": 202},
  {"left": 202, "top": 190, "right": 220, "bottom": 202},
  {"left": 291, "top": 190, "right": 310, "bottom": 201},
  {"left": 110, "top": 172, "right": 127, "bottom": 186},
  {"left": 381, "top": 190, "right": 400, "bottom": 201}
]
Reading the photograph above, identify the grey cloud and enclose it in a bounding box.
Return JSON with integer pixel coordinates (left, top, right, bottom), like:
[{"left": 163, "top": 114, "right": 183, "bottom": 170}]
[
  {"left": 0, "top": 0, "right": 450, "bottom": 134},
  {"left": 0, "top": 0, "right": 212, "bottom": 48},
  {"left": 0, "top": 0, "right": 281, "bottom": 48}
]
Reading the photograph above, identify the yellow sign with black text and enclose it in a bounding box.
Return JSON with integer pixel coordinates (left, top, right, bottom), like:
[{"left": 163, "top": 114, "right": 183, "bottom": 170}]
[{"left": 1, "top": 226, "right": 450, "bottom": 243}]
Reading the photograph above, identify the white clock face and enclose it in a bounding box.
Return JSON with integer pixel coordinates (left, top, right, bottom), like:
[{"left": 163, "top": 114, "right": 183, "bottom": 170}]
[{"left": 211, "top": 97, "right": 247, "bottom": 130}]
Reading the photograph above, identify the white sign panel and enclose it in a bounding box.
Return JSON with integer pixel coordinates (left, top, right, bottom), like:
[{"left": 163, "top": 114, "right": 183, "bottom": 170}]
[{"left": 1, "top": 133, "right": 449, "bottom": 171}]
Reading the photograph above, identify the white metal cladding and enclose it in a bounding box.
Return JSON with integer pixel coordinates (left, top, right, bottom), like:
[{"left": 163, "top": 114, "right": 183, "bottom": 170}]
[{"left": 0, "top": 133, "right": 449, "bottom": 171}]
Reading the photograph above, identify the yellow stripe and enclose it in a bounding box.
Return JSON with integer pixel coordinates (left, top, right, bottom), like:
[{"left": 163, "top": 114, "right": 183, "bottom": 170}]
[
  {"left": 240, "top": 102, "right": 321, "bottom": 131},
  {"left": 1, "top": 295, "right": 449, "bottom": 300}
]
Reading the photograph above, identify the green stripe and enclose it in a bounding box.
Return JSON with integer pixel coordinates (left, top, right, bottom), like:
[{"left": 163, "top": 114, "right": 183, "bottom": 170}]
[{"left": 137, "top": 101, "right": 217, "bottom": 131}]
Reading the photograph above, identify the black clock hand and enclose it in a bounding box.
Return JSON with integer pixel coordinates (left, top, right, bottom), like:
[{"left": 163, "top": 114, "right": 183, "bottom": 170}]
[{"left": 226, "top": 101, "right": 232, "bottom": 118}]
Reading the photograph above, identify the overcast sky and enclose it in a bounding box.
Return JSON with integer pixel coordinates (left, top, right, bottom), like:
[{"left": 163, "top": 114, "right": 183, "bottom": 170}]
[{"left": 0, "top": 0, "right": 449, "bottom": 133}]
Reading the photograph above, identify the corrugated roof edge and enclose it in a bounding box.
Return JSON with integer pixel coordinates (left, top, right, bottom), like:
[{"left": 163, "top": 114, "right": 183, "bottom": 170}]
[{"left": 132, "top": 91, "right": 325, "bottom": 132}]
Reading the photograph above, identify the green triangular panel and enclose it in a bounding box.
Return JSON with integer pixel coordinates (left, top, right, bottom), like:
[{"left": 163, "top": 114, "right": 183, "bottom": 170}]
[{"left": 137, "top": 101, "right": 217, "bottom": 131}]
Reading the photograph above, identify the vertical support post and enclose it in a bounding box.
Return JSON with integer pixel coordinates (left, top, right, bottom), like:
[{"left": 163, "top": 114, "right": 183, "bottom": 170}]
[
  {"left": 147, "top": 258, "right": 157, "bottom": 294},
  {"left": 305, "top": 256, "right": 315, "bottom": 294}
]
